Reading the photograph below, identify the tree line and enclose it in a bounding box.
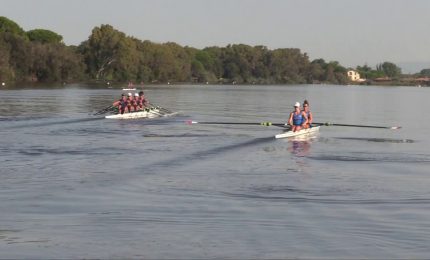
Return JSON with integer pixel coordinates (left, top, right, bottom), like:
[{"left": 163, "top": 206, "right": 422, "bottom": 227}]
[{"left": 0, "top": 16, "right": 423, "bottom": 85}]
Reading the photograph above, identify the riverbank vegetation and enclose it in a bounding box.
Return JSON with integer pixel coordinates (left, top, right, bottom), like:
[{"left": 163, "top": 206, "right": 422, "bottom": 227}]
[{"left": 0, "top": 16, "right": 428, "bottom": 86}]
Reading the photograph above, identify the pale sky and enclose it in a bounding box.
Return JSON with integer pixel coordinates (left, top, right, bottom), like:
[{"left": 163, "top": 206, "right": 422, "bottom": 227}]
[{"left": 2, "top": 0, "right": 430, "bottom": 72}]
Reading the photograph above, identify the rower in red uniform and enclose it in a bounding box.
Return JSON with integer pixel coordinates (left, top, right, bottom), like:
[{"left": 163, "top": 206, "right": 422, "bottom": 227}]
[
  {"left": 138, "top": 91, "right": 149, "bottom": 108},
  {"left": 113, "top": 93, "right": 128, "bottom": 114},
  {"left": 126, "top": 92, "right": 136, "bottom": 112},
  {"left": 133, "top": 93, "right": 140, "bottom": 111},
  {"left": 288, "top": 102, "right": 308, "bottom": 132}
]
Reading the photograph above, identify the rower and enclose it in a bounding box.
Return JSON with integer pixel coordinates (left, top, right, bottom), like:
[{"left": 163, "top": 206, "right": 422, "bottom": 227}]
[
  {"left": 138, "top": 91, "right": 149, "bottom": 108},
  {"left": 288, "top": 102, "right": 308, "bottom": 132},
  {"left": 133, "top": 93, "right": 140, "bottom": 111},
  {"left": 113, "top": 93, "right": 128, "bottom": 114},
  {"left": 302, "top": 99, "right": 313, "bottom": 128},
  {"left": 126, "top": 92, "right": 136, "bottom": 112}
]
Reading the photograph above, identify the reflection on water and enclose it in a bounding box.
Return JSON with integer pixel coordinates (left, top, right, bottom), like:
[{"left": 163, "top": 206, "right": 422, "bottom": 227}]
[
  {"left": 289, "top": 140, "right": 311, "bottom": 157},
  {"left": 287, "top": 139, "right": 312, "bottom": 172}
]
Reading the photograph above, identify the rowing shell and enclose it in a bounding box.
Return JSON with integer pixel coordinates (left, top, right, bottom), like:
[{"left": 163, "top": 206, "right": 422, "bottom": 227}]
[
  {"left": 275, "top": 126, "right": 320, "bottom": 139},
  {"left": 105, "top": 108, "right": 165, "bottom": 119}
]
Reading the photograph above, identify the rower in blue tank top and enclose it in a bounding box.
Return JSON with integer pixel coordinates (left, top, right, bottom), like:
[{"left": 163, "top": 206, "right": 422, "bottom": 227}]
[
  {"left": 288, "top": 102, "right": 308, "bottom": 132},
  {"left": 302, "top": 99, "right": 313, "bottom": 129}
]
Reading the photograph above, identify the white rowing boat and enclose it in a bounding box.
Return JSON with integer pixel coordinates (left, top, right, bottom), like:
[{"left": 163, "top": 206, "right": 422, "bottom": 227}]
[
  {"left": 105, "top": 108, "right": 170, "bottom": 119},
  {"left": 275, "top": 126, "right": 320, "bottom": 139}
]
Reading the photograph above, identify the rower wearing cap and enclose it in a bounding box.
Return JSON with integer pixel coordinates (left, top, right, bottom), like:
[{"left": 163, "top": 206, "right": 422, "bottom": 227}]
[
  {"left": 113, "top": 93, "right": 128, "bottom": 114},
  {"left": 133, "top": 93, "right": 140, "bottom": 111},
  {"left": 288, "top": 101, "right": 308, "bottom": 132},
  {"left": 126, "top": 92, "right": 136, "bottom": 112}
]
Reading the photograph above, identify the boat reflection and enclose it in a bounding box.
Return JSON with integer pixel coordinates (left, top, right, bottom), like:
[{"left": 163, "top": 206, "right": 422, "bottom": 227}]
[
  {"left": 287, "top": 138, "right": 315, "bottom": 173},
  {"left": 288, "top": 139, "right": 311, "bottom": 157}
]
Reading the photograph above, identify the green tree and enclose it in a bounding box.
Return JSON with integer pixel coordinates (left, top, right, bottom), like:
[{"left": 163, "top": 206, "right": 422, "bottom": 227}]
[
  {"left": 0, "top": 16, "right": 364, "bottom": 85},
  {"left": 419, "top": 68, "right": 430, "bottom": 76},
  {"left": 0, "top": 37, "right": 13, "bottom": 81},
  {"left": 0, "top": 16, "right": 26, "bottom": 37},
  {"left": 79, "top": 24, "right": 127, "bottom": 80},
  {"left": 356, "top": 64, "right": 372, "bottom": 79},
  {"left": 27, "top": 29, "right": 63, "bottom": 44},
  {"left": 308, "top": 60, "right": 325, "bottom": 82},
  {"left": 0, "top": 32, "right": 31, "bottom": 81},
  {"left": 376, "top": 61, "right": 401, "bottom": 78},
  {"left": 29, "top": 43, "right": 85, "bottom": 82}
]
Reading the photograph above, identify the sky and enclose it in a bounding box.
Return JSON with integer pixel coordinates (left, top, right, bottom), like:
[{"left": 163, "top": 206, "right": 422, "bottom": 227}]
[{"left": 2, "top": 0, "right": 430, "bottom": 73}]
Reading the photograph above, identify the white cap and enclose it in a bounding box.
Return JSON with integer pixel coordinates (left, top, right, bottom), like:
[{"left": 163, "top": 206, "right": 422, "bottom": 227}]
[
  {"left": 294, "top": 102, "right": 300, "bottom": 107},
  {"left": 128, "top": 93, "right": 132, "bottom": 96},
  {"left": 134, "top": 93, "right": 139, "bottom": 96}
]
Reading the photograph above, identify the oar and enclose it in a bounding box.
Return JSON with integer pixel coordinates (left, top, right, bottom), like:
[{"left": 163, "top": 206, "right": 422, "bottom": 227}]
[
  {"left": 94, "top": 105, "right": 115, "bottom": 115},
  {"left": 149, "top": 103, "right": 173, "bottom": 114},
  {"left": 314, "top": 122, "right": 401, "bottom": 130},
  {"left": 186, "top": 120, "right": 288, "bottom": 128},
  {"left": 146, "top": 107, "right": 166, "bottom": 116}
]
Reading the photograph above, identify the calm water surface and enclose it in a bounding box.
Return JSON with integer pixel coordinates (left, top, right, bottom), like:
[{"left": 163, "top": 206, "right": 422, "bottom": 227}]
[{"left": 0, "top": 84, "right": 429, "bottom": 259}]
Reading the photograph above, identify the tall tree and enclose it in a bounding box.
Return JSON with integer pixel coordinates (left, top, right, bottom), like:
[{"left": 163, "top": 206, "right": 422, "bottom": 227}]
[
  {"left": 377, "top": 61, "right": 402, "bottom": 78},
  {"left": 79, "top": 24, "right": 127, "bottom": 80}
]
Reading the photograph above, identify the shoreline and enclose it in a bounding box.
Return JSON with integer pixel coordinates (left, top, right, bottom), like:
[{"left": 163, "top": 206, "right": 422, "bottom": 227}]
[{"left": 0, "top": 81, "right": 427, "bottom": 89}]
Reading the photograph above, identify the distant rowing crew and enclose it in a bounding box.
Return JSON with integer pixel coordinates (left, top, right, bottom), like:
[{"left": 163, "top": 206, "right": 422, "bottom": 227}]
[{"left": 112, "top": 91, "right": 149, "bottom": 114}]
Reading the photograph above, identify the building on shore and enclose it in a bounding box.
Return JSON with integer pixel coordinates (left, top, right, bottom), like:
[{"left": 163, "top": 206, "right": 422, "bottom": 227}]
[{"left": 347, "top": 70, "right": 366, "bottom": 82}]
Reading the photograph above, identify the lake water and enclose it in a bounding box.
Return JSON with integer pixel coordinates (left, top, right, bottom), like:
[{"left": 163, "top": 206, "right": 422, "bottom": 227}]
[{"left": 0, "top": 84, "right": 429, "bottom": 258}]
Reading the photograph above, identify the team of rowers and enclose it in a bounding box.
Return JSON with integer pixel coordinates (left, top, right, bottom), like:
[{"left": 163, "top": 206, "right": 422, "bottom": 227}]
[
  {"left": 112, "top": 92, "right": 312, "bottom": 132},
  {"left": 288, "top": 99, "right": 313, "bottom": 132},
  {"left": 113, "top": 91, "right": 150, "bottom": 114}
]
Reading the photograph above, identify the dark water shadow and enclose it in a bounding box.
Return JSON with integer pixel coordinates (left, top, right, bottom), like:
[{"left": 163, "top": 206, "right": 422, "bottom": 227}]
[
  {"left": 149, "top": 136, "right": 275, "bottom": 169},
  {"left": 195, "top": 136, "right": 275, "bottom": 157}
]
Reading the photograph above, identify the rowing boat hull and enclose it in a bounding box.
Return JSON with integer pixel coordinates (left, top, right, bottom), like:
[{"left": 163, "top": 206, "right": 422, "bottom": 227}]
[
  {"left": 275, "top": 126, "right": 320, "bottom": 139},
  {"left": 105, "top": 109, "right": 162, "bottom": 119}
]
